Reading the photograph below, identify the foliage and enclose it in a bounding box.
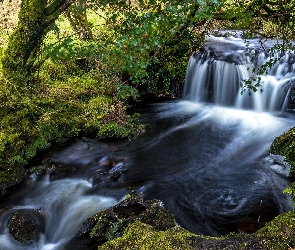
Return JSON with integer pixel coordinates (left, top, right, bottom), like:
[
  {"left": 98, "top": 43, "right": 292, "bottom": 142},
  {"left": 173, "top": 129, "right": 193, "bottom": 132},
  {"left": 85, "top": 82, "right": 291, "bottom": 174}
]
[
  {"left": 1, "top": 0, "right": 295, "bottom": 191},
  {"left": 1, "top": 0, "right": 74, "bottom": 80},
  {"left": 223, "top": 0, "right": 295, "bottom": 39},
  {"left": 66, "top": 0, "right": 94, "bottom": 40},
  {"left": 87, "top": 0, "right": 222, "bottom": 96},
  {"left": 223, "top": 0, "right": 295, "bottom": 93}
]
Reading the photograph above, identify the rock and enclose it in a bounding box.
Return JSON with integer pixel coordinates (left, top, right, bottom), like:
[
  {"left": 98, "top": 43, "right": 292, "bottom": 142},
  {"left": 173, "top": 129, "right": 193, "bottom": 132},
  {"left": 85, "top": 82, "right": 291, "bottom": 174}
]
[
  {"left": 287, "top": 81, "right": 295, "bottom": 111},
  {"left": 8, "top": 211, "right": 43, "bottom": 243},
  {"left": 0, "top": 165, "right": 27, "bottom": 191},
  {"left": 101, "top": 221, "right": 194, "bottom": 250},
  {"left": 107, "top": 162, "right": 124, "bottom": 181},
  {"left": 78, "top": 194, "right": 176, "bottom": 247},
  {"left": 99, "top": 210, "right": 295, "bottom": 249}
]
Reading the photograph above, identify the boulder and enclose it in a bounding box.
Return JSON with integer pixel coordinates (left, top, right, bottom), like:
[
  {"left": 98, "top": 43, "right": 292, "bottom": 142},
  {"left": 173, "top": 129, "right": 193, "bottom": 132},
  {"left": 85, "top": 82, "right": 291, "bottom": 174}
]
[
  {"left": 8, "top": 211, "right": 43, "bottom": 243},
  {"left": 79, "top": 193, "right": 176, "bottom": 246}
]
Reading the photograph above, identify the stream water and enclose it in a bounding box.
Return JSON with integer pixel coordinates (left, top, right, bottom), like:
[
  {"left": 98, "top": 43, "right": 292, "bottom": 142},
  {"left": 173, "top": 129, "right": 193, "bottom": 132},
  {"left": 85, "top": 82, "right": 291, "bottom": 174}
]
[{"left": 0, "top": 35, "right": 295, "bottom": 249}]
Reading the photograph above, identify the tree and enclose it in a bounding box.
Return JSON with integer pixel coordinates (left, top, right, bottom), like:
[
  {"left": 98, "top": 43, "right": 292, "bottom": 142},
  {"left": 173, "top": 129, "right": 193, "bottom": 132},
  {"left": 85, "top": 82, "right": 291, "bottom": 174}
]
[
  {"left": 1, "top": 0, "right": 74, "bottom": 81},
  {"left": 0, "top": 0, "right": 74, "bottom": 189},
  {"left": 0, "top": 0, "right": 294, "bottom": 190},
  {"left": 223, "top": 0, "right": 295, "bottom": 40},
  {"left": 66, "top": 0, "right": 93, "bottom": 40},
  {"left": 92, "top": 0, "right": 222, "bottom": 96}
]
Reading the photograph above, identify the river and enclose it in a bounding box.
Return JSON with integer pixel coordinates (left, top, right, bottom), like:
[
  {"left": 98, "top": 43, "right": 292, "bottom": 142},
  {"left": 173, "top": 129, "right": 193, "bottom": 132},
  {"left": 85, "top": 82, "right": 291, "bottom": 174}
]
[{"left": 0, "top": 35, "right": 294, "bottom": 249}]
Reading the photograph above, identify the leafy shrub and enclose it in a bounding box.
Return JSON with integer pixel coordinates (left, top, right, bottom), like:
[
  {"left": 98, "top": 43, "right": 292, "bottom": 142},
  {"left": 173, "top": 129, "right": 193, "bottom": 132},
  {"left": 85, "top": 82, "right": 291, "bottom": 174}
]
[{"left": 0, "top": 50, "right": 143, "bottom": 188}]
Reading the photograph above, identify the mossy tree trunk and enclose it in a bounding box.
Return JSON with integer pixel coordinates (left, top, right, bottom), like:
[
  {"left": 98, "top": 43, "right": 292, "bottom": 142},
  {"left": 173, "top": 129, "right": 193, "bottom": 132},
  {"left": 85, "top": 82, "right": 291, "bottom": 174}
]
[
  {"left": 1, "top": 0, "right": 73, "bottom": 81},
  {"left": 66, "top": 0, "right": 93, "bottom": 40}
]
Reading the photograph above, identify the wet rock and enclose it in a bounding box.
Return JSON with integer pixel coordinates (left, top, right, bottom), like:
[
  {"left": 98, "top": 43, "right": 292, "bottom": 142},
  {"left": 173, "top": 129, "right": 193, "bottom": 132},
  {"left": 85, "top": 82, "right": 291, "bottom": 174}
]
[
  {"left": 287, "top": 81, "right": 295, "bottom": 111},
  {"left": 8, "top": 211, "right": 42, "bottom": 243},
  {"left": 0, "top": 165, "right": 27, "bottom": 191},
  {"left": 107, "top": 162, "right": 124, "bottom": 181},
  {"left": 187, "top": 235, "right": 265, "bottom": 249},
  {"left": 78, "top": 194, "right": 176, "bottom": 246},
  {"left": 92, "top": 174, "right": 104, "bottom": 186},
  {"left": 91, "top": 161, "right": 125, "bottom": 186}
]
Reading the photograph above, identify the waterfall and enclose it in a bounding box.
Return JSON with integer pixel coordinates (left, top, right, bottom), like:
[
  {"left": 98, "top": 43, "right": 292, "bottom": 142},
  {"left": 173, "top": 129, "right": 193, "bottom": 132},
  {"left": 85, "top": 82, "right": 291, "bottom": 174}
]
[
  {"left": 0, "top": 35, "right": 295, "bottom": 249},
  {"left": 183, "top": 36, "right": 295, "bottom": 112}
]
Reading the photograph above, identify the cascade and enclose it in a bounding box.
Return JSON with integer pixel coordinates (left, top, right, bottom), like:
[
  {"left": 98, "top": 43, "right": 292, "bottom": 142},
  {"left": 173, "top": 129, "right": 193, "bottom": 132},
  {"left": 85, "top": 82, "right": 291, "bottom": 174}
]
[
  {"left": 183, "top": 36, "right": 295, "bottom": 112},
  {"left": 0, "top": 35, "right": 295, "bottom": 249}
]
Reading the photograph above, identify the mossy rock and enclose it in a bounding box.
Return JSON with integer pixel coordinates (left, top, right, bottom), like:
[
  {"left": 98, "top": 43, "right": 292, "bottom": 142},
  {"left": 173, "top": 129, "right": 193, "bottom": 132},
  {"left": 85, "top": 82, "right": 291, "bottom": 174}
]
[
  {"left": 101, "top": 210, "right": 295, "bottom": 250},
  {"left": 100, "top": 221, "right": 194, "bottom": 250},
  {"left": 0, "top": 164, "right": 26, "bottom": 190},
  {"left": 255, "top": 209, "right": 295, "bottom": 249},
  {"left": 79, "top": 194, "right": 176, "bottom": 247},
  {"left": 270, "top": 126, "right": 295, "bottom": 177},
  {"left": 8, "top": 211, "right": 42, "bottom": 243},
  {"left": 270, "top": 126, "right": 295, "bottom": 200}
]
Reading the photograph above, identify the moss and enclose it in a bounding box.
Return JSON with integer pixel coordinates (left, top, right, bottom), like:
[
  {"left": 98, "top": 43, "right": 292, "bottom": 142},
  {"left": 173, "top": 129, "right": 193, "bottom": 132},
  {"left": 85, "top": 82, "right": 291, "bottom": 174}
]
[
  {"left": 79, "top": 194, "right": 176, "bottom": 247},
  {"left": 100, "top": 221, "right": 194, "bottom": 250},
  {"left": 88, "top": 211, "right": 126, "bottom": 243},
  {"left": 101, "top": 210, "right": 295, "bottom": 250},
  {"left": 0, "top": 164, "right": 26, "bottom": 189},
  {"left": 28, "top": 165, "right": 45, "bottom": 176},
  {"left": 270, "top": 126, "right": 295, "bottom": 177},
  {"left": 137, "top": 201, "right": 175, "bottom": 231},
  {"left": 255, "top": 210, "right": 295, "bottom": 249},
  {"left": 8, "top": 211, "right": 42, "bottom": 243},
  {"left": 270, "top": 126, "right": 295, "bottom": 200}
]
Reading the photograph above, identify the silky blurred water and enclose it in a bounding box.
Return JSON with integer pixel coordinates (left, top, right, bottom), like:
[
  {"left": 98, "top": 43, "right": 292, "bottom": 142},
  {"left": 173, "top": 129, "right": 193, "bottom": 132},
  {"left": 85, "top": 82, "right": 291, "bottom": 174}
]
[{"left": 0, "top": 36, "right": 294, "bottom": 249}]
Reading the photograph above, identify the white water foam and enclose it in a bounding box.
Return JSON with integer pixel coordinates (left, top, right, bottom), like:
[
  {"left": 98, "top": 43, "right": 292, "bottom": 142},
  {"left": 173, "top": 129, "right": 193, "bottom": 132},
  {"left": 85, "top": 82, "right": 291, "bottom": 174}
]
[
  {"left": 0, "top": 177, "right": 120, "bottom": 250},
  {"left": 183, "top": 37, "right": 295, "bottom": 112}
]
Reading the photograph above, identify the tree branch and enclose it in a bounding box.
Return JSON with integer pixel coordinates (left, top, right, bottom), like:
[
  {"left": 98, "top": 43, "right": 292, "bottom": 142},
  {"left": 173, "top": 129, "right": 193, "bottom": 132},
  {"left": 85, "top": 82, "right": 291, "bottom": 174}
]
[{"left": 45, "top": 0, "right": 74, "bottom": 24}]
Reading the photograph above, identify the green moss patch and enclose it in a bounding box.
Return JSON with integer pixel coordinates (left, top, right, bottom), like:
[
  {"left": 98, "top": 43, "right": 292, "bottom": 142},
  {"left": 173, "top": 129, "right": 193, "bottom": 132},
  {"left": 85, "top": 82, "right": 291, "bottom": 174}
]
[
  {"left": 270, "top": 126, "right": 295, "bottom": 200},
  {"left": 79, "top": 194, "right": 176, "bottom": 247},
  {"left": 101, "top": 210, "right": 295, "bottom": 250},
  {"left": 101, "top": 221, "right": 194, "bottom": 250},
  {"left": 255, "top": 209, "right": 295, "bottom": 249},
  {"left": 270, "top": 126, "right": 295, "bottom": 177},
  {"left": 0, "top": 165, "right": 26, "bottom": 189}
]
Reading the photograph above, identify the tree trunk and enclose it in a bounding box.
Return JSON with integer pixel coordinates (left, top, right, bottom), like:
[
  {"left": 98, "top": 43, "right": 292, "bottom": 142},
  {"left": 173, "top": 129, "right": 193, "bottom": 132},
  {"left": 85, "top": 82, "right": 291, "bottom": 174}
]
[
  {"left": 1, "top": 0, "right": 73, "bottom": 81},
  {"left": 66, "top": 0, "right": 93, "bottom": 40}
]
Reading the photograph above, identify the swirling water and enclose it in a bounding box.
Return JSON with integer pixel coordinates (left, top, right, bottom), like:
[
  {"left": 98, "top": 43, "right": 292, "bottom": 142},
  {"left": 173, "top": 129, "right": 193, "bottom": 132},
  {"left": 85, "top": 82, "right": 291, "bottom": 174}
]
[{"left": 0, "top": 176, "right": 120, "bottom": 250}]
